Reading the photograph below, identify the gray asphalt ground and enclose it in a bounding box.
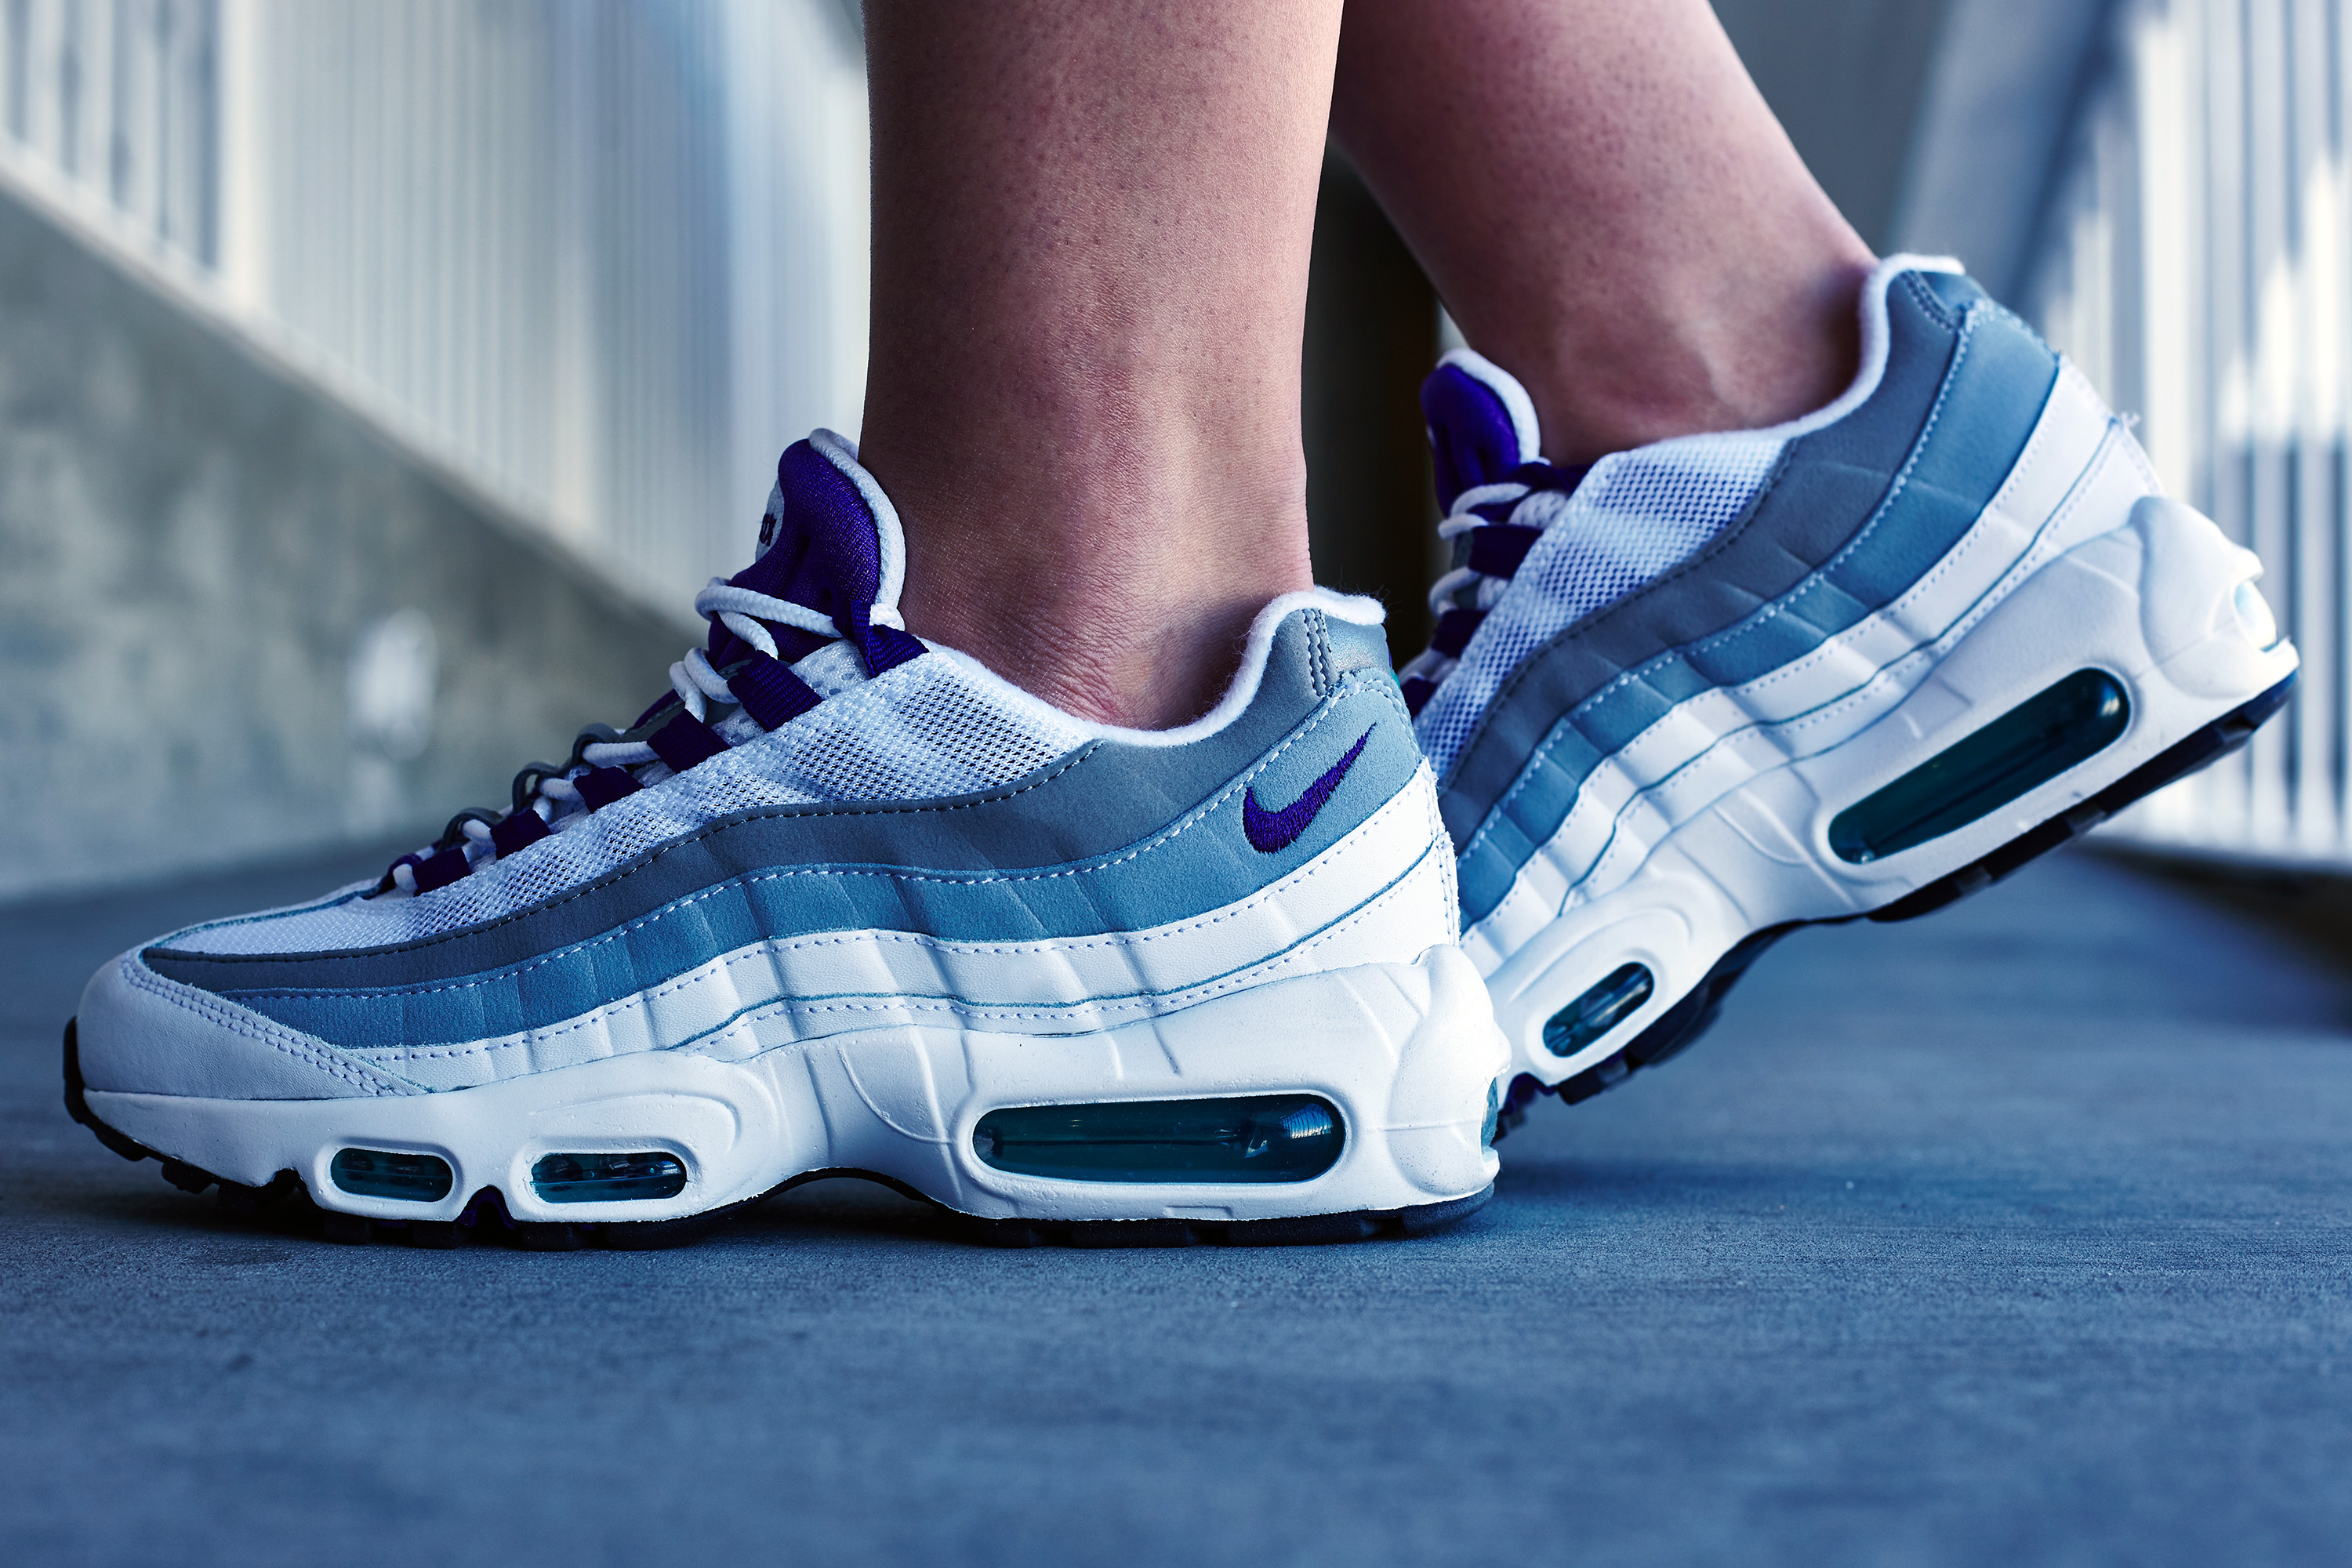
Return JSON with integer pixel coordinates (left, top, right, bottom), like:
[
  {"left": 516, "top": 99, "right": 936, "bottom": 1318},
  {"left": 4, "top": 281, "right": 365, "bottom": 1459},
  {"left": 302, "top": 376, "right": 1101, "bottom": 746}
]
[{"left": 5, "top": 845, "right": 2349, "bottom": 1567}]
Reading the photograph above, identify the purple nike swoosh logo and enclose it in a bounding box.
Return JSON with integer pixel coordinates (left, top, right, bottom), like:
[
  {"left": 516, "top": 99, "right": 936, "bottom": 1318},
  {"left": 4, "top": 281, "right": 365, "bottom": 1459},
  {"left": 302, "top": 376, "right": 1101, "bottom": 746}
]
[{"left": 1242, "top": 731, "right": 1373, "bottom": 854}]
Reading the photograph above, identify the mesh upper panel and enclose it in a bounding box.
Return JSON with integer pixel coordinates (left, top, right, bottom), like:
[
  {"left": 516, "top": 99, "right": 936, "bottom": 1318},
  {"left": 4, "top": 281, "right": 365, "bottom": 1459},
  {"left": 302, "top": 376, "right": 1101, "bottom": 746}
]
[
  {"left": 1414, "top": 431, "right": 1787, "bottom": 779},
  {"left": 772, "top": 663, "right": 1083, "bottom": 803},
  {"left": 172, "top": 655, "right": 1092, "bottom": 956}
]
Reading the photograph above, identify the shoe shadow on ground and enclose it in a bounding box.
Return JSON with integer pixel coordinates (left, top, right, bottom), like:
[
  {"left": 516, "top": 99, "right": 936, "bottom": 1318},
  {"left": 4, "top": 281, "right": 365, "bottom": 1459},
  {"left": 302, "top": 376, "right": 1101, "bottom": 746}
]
[
  {"left": 1490, "top": 1151, "right": 2100, "bottom": 1228},
  {"left": 30, "top": 1163, "right": 973, "bottom": 1253},
  {"left": 34, "top": 1165, "right": 1512, "bottom": 1254}
]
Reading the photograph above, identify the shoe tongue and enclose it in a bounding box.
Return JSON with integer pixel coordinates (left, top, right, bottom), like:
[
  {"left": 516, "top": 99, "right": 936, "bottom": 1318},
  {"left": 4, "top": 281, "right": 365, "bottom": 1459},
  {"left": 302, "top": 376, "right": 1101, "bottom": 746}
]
[
  {"left": 724, "top": 434, "right": 924, "bottom": 673},
  {"left": 1421, "top": 352, "right": 1544, "bottom": 510}
]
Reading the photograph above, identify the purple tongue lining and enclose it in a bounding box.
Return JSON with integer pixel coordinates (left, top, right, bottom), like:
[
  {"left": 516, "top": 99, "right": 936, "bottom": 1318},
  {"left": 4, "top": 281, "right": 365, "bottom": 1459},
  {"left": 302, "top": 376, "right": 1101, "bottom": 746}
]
[
  {"left": 1406, "top": 364, "right": 1595, "bottom": 724},
  {"left": 1421, "top": 361, "right": 1531, "bottom": 511},
  {"left": 706, "top": 438, "right": 924, "bottom": 677}
]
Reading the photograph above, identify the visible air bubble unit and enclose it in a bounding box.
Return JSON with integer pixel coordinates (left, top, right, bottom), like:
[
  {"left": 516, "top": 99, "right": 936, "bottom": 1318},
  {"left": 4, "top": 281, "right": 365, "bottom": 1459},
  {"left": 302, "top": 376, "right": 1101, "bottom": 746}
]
[
  {"left": 330, "top": 1148, "right": 455, "bottom": 1202},
  {"left": 972, "top": 1094, "right": 1344, "bottom": 1184},
  {"left": 2235, "top": 579, "right": 2281, "bottom": 649},
  {"left": 1830, "top": 669, "right": 2130, "bottom": 864},
  {"left": 530, "top": 1152, "right": 688, "bottom": 1203},
  {"left": 1543, "top": 964, "right": 1654, "bottom": 1058}
]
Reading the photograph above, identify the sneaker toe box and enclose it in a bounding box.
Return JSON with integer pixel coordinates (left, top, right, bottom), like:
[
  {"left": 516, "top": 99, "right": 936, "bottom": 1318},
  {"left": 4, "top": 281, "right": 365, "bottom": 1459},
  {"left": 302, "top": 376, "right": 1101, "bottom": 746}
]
[{"left": 75, "top": 945, "right": 405, "bottom": 1102}]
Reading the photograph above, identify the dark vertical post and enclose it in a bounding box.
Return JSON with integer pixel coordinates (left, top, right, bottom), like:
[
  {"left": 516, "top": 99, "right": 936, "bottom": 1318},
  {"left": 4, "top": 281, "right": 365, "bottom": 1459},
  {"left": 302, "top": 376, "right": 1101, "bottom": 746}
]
[{"left": 1301, "top": 150, "right": 1442, "bottom": 669}]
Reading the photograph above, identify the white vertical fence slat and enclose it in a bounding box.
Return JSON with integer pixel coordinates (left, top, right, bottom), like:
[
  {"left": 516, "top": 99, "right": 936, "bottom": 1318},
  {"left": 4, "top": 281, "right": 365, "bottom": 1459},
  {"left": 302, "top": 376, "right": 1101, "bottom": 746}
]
[
  {"left": 2027, "top": 0, "right": 2352, "bottom": 867},
  {"left": 0, "top": 0, "right": 869, "bottom": 616}
]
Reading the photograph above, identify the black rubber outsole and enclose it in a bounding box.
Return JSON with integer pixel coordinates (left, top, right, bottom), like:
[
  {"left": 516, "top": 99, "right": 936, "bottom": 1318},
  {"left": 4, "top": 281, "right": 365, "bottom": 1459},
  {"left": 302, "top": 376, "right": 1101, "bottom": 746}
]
[
  {"left": 61, "top": 1025, "right": 1492, "bottom": 1250},
  {"left": 1493, "top": 673, "right": 2299, "bottom": 1137},
  {"left": 923, "top": 1180, "right": 1492, "bottom": 1248}
]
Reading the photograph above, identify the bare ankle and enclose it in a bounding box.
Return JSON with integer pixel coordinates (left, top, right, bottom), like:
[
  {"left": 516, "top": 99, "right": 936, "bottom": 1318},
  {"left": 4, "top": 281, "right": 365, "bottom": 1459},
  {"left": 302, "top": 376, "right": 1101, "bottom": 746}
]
[
  {"left": 870, "top": 437, "right": 1315, "bottom": 728},
  {"left": 903, "top": 572, "right": 1298, "bottom": 730}
]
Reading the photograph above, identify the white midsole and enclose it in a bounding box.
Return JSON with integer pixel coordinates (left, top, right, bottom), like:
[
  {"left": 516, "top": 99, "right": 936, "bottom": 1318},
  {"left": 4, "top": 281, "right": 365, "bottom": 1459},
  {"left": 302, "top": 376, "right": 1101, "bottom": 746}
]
[
  {"left": 88, "top": 945, "right": 1506, "bottom": 1226},
  {"left": 1476, "top": 477, "right": 2299, "bottom": 1087}
]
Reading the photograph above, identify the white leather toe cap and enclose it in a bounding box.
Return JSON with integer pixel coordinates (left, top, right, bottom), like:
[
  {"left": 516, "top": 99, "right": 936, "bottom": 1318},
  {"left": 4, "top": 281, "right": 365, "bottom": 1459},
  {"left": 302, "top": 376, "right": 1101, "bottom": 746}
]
[{"left": 76, "top": 949, "right": 415, "bottom": 1101}]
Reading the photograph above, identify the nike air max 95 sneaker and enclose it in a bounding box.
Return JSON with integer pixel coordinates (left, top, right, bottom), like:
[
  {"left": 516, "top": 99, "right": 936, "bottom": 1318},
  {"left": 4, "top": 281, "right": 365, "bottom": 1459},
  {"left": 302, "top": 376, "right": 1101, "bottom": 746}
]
[
  {"left": 1399, "top": 255, "right": 2298, "bottom": 1131},
  {"left": 65, "top": 433, "right": 1504, "bottom": 1247}
]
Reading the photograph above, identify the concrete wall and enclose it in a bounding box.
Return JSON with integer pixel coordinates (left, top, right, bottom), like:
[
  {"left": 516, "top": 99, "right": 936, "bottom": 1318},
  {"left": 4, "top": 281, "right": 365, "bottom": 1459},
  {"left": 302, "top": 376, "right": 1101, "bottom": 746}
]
[{"left": 0, "top": 181, "right": 688, "bottom": 903}]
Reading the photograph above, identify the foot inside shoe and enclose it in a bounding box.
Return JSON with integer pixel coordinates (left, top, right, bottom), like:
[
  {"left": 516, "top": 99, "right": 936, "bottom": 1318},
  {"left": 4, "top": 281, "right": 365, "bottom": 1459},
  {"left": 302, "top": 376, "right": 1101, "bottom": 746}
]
[{"left": 1409, "top": 255, "right": 2300, "bottom": 1121}]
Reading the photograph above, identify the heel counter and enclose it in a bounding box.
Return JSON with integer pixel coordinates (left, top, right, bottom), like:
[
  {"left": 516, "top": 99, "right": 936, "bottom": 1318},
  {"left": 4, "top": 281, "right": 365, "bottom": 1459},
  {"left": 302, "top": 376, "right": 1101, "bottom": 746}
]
[
  {"left": 1281, "top": 621, "right": 1467, "bottom": 966},
  {"left": 1918, "top": 269, "right": 2067, "bottom": 407},
  {"left": 1323, "top": 602, "right": 1464, "bottom": 947},
  {"left": 1319, "top": 606, "right": 1399, "bottom": 684},
  {"left": 1417, "top": 760, "right": 1466, "bottom": 941}
]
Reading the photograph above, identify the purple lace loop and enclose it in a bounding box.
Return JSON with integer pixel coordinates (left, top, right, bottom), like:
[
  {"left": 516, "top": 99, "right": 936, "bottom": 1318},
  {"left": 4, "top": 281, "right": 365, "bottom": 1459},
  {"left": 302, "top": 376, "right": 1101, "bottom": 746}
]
[
  {"left": 1431, "top": 608, "right": 1487, "bottom": 659},
  {"left": 648, "top": 712, "right": 730, "bottom": 774},
  {"left": 376, "top": 850, "right": 430, "bottom": 895},
  {"left": 729, "top": 652, "right": 822, "bottom": 730},
  {"left": 863, "top": 622, "right": 928, "bottom": 673},
  {"left": 411, "top": 848, "right": 472, "bottom": 894},
  {"left": 490, "top": 809, "right": 550, "bottom": 857},
  {"left": 376, "top": 809, "right": 499, "bottom": 895},
  {"left": 704, "top": 620, "right": 829, "bottom": 684},
  {"left": 575, "top": 766, "right": 642, "bottom": 811},
  {"left": 1465, "top": 524, "right": 1543, "bottom": 580}
]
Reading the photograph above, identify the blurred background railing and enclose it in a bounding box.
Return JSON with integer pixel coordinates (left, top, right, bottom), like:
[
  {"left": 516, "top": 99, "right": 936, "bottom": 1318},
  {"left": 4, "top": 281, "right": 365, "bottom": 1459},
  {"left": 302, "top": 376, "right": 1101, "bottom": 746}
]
[
  {"left": 0, "top": 0, "right": 867, "bottom": 613},
  {"left": 2020, "top": 0, "right": 2351, "bottom": 867},
  {"left": 5, "top": 0, "right": 2349, "bottom": 898}
]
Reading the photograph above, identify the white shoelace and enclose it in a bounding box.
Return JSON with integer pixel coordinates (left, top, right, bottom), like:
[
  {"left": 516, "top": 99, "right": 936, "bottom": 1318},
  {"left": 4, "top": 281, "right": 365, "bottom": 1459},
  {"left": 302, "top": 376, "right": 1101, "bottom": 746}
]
[
  {"left": 1399, "top": 480, "right": 1573, "bottom": 695},
  {"left": 382, "top": 579, "right": 865, "bottom": 896}
]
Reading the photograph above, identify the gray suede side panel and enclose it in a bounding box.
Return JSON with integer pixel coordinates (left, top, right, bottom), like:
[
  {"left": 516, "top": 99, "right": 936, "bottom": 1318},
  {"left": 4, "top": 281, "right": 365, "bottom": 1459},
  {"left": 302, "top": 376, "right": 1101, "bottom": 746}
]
[
  {"left": 1440, "top": 270, "right": 2071, "bottom": 927},
  {"left": 195, "top": 679, "right": 1423, "bottom": 1049},
  {"left": 1434, "top": 272, "right": 1974, "bottom": 848},
  {"left": 144, "top": 608, "right": 1421, "bottom": 1004}
]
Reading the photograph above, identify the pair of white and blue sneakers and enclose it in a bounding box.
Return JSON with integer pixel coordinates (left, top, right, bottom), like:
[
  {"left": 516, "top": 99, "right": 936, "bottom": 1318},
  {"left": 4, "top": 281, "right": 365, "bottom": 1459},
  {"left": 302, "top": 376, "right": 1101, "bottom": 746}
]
[{"left": 65, "top": 258, "right": 2299, "bottom": 1248}]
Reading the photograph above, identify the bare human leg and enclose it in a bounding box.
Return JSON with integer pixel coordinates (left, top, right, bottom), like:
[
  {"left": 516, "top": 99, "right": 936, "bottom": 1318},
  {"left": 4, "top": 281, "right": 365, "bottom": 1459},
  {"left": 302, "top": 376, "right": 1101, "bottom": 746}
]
[
  {"left": 1330, "top": 0, "right": 1878, "bottom": 464},
  {"left": 858, "top": 1, "right": 1341, "bottom": 728},
  {"left": 862, "top": 0, "right": 1871, "bottom": 723}
]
